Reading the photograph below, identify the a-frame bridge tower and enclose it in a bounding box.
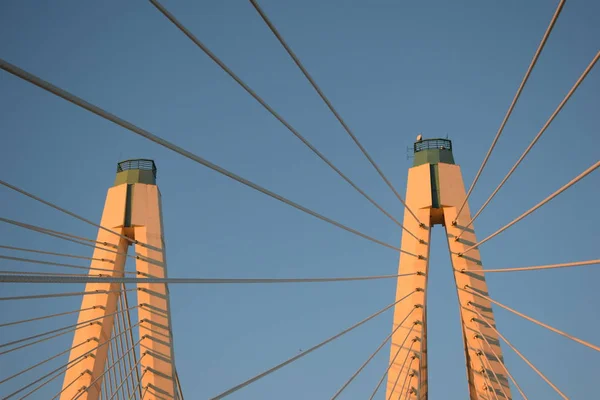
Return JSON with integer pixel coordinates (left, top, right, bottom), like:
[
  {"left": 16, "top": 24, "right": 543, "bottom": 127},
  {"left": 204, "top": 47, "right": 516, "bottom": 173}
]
[
  {"left": 59, "top": 160, "right": 177, "bottom": 400},
  {"left": 387, "top": 137, "right": 511, "bottom": 400}
]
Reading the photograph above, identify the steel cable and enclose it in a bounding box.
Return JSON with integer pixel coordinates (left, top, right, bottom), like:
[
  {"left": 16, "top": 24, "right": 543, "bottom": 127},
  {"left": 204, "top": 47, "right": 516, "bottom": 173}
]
[
  {"left": 388, "top": 340, "right": 417, "bottom": 400},
  {"left": 72, "top": 339, "right": 145, "bottom": 400},
  {"left": 108, "top": 353, "right": 147, "bottom": 400},
  {"left": 3, "top": 322, "right": 141, "bottom": 399},
  {"left": 474, "top": 333, "right": 509, "bottom": 400},
  {"left": 122, "top": 284, "right": 144, "bottom": 398},
  {"left": 0, "top": 254, "right": 137, "bottom": 275},
  {"left": 469, "top": 307, "right": 568, "bottom": 399},
  {"left": 0, "top": 179, "right": 161, "bottom": 253},
  {"left": 460, "top": 160, "right": 600, "bottom": 255},
  {"left": 477, "top": 259, "right": 600, "bottom": 273},
  {"left": 368, "top": 323, "right": 417, "bottom": 400},
  {"left": 210, "top": 290, "right": 417, "bottom": 399},
  {"left": 472, "top": 326, "right": 528, "bottom": 400},
  {"left": 0, "top": 304, "right": 138, "bottom": 350},
  {"left": 465, "top": 286, "right": 600, "bottom": 352},
  {"left": 248, "top": 0, "right": 425, "bottom": 231},
  {"left": 0, "top": 244, "right": 114, "bottom": 263},
  {"left": 0, "top": 58, "right": 412, "bottom": 255},
  {"left": 0, "top": 217, "right": 164, "bottom": 267},
  {"left": 454, "top": 0, "right": 566, "bottom": 222},
  {"left": 0, "top": 272, "right": 416, "bottom": 284},
  {"left": 456, "top": 50, "right": 600, "bottom": 238},
  {"left": 0, "top": 287, "right": 137, "bottom": 301},
  {"left": 148, "top": 0, "right": 413, "bottom": 234},
  {"left": 331, "top": 306, "right": 417, "bottom": 399},
  {"left": 0, "top": 305, "right": 95, "bottom": 328}
]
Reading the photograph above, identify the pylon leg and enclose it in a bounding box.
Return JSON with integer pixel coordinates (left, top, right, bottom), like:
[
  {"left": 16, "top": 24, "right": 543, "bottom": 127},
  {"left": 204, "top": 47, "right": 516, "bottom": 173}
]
[
  {"left": 132, "top": 183, "right": 176, "bottom": 399},
  {"left": 387, "top": 163, "right": 431, "bottom": 400},
  {"left": 60, "top": 185, "right": 130, "bottom": 399},
  {"left": 439, "top": 163, "right": 512, "bottom": 400}
]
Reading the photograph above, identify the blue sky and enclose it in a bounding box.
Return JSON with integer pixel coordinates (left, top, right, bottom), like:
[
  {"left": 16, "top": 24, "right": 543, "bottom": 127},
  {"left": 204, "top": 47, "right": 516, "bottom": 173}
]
[{"left": 1, "top": 0, "right": 599, "bottom": 398}]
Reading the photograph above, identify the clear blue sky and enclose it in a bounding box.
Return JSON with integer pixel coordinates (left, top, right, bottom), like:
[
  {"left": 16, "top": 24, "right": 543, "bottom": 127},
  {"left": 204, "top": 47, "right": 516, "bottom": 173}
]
[{"left": 1, "top": 0, "right": 599, "bottom": 398}]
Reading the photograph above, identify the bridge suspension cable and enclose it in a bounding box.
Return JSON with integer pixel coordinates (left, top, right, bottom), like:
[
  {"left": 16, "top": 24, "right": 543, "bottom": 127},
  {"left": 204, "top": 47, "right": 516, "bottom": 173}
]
[
  {"left": 397, "top": 356, "right": 416, "bottom": 400},
  {"left": 454, "top": 0, "right": 566, "bottom": 223},
  {"left": 0, "top": 254, "right": 137, "bottom": 275},
  {"left": 368, "top": 322, "right": 417, "bottom": 400},
  {"left": 0, "top": 217, "right": 164, "bottom": 267},
  {"left": 140, "top": 384, "right": 149, "bottom": 399},
  {"left": 122, "top": 284, "right": 144, "bottom": 399},
  {"left": 415, "top": 308, "right": 426, "bottom": 399},
  {"left": 1, "top": 320, "right": 141, "bottom": 398},
  {"left": 0, "top": 179, "right": 161, "bottom": 253},
  {"left": 0, "top": 306, "right": 96, "bottom": 328},
  {"left": 147, "top": 0, "right": 417, "bottom": 234},
  {"left": 0, "top": 337, "right": 93, "bottom": 385},
  {"left": 478, "top": 352, "right": 508, "bottom": 400},
  {"left": 0, "top": 270, "right": 97, "bottom": 278},
  {"left": 0, "top": 304, "right": 139, "bottom": 351},
  {"left": 0, "top": 323, "right": 96, "bottom": 357},
  {"left": 465, "top": 286, "right": 600, "bottom": 352},
  {"left": 477, "top": 259, "right": 600, "bottom": 273},
  {"left": 131, "top": 370, "right": 149, "bottom": 400},
  {"left": 0, "top": 272, "right": 417, "bottom": 285},
  {"left": 473, "top": 320, "right": 528, "bottom": 400},
  {"left": 0, "top": 244, "right": 115, "bottom": 263},
  {"left": 0, "top": 58, "right": 413, "bottom": 255},
  {"left": 475, "top": 335, "right": 509, "bottom": 400},
  {"left": 247, "top": 0, "right": 425, "bottom": 231},
  {"left": 106, "top": 351, "right": 146, "bottom": 400},
  {"left": 0, "top": 216, "right": 116, "bottom": 248},
  {"left": 71, "top": 339, "right": 145, "bottom": 400},
  {"left": 18, "top": 358, "right": 88, "bottom": 400},
  {"left": 51, "top": 370, "right": 87, "bottom": 400},
  {"left": 389, "top": 341, "right": 416, "bottom": 400},
  {"left": 0, "top": 287, "right": 137, "bottom": 301},
  {"left": 472, "top": 328, "right": 525, "bottom": 400},
  {"left": 116, "top": 286, "right": 138, "bottom": 399},
  {"left": 331, "top": 307, "right": 417, "bottom": 399},
  {"left": 209, "top": 290, "right": 416, "bottom": 399},
  {"left": 460, "top": 159, "right": 600, "bottom": 255},
  {"left": 456, "top": 50, "right": 600, "bottom": 238},
  {"left": 474, "top": 348, "right": 504, "bottom": 400},
  {"left": 175, "top": 369, "right": 185, "bottom": 400},
  {"left": 109, "top": 296, "right": 131, "bottom": 400},
  {"left": 469, "top": 307, "right": 568, "bottom": 399}
]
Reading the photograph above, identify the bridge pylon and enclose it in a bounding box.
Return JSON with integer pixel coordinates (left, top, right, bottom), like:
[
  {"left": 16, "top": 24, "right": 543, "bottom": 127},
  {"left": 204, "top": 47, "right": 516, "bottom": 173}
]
[
  {"left": 387, "top": 138, "right": 512, "bottom": 400},
  {"left": 60, "top": 159, "right": 176, "bottom": 400}
]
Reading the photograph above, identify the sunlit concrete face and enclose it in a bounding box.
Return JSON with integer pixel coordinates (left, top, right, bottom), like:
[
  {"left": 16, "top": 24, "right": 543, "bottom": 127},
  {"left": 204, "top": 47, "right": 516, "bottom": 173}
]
[
  {"left": 386, "top": 164, "right": 431, "bottom": 400},
  {"left": 60, "top": 164, "right": 176, "bottom": 400},
  {"left": 387, "top": 144, "right": 512, "bottom": 400}
]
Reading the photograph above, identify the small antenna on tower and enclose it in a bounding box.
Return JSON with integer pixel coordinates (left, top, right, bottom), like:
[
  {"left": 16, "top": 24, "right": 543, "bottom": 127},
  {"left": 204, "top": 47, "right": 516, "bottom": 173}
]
[{"left": 406, "top": 145, "right": 414, "bottom": 161}]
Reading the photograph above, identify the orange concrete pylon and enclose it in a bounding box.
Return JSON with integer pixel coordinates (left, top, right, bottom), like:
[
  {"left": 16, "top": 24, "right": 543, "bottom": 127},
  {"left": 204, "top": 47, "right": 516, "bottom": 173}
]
[
  {"left": 60, "top": 159, "right": 177, "bottom": 400},
  {"left": 387, "top": 138, "right": 512, "bottom": 400}
]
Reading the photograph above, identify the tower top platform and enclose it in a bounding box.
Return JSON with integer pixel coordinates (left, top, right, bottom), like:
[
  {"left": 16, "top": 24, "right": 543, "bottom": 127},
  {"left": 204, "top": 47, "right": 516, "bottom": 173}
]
[
  {"left": 114, "top": 159, "right": 157, "bottom": 186},
  {"left": 413, "top": 137, "right": 455, "bottom": 167}
]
